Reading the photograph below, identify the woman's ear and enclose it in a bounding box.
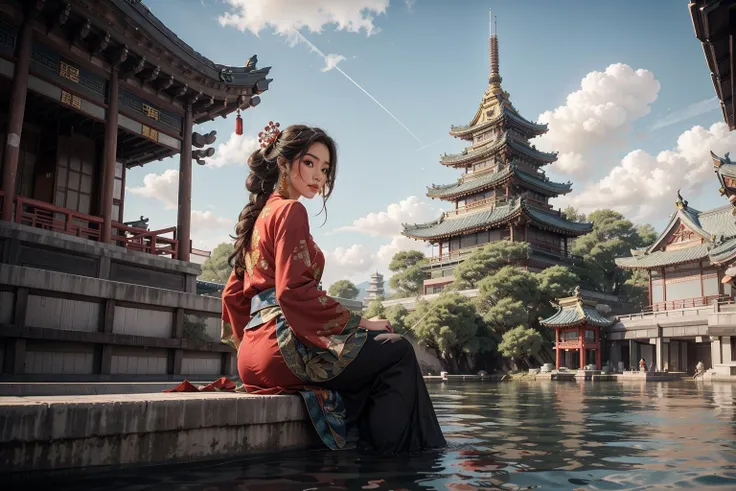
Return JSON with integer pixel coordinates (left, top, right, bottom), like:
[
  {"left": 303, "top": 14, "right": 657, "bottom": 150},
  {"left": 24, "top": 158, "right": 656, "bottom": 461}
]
[{"left": 276, "top": 155, "right": 287, "bottom": 173}]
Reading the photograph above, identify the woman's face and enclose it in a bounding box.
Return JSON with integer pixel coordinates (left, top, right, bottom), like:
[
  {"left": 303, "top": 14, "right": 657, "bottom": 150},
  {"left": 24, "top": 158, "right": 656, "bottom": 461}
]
[{"left": 284, "top": 142, "right": 331, "bottom": 200}]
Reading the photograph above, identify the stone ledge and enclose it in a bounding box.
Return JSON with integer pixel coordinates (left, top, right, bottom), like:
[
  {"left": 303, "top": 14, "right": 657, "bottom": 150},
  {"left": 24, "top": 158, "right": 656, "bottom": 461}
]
[
  {"left": 0, "top": 264, "right": 220, "bottom": 313},
  {"left": 0, "top": 393, "right": 317, "bottom": 474}
]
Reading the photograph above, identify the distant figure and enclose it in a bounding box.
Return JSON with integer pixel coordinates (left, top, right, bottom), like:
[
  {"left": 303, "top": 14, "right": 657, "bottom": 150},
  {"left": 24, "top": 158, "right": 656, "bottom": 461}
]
[
  {"left": 639, "top": 358, "right": 647, "bottom": 372},
  {"left": 693, "top": 361, "right": 706, "bottom": 378}
]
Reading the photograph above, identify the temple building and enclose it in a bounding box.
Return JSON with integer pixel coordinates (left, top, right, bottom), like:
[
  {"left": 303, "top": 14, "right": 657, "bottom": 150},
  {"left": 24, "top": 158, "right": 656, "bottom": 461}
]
[
  {"left": 364, "top": 271, "right": 385, "bottom": 305},
  {"left": 540, "top": 287, "right": 616, "bottom": 370},
  {"left": 0, "top": 0, "right": 270, "bottom": 380},
  {"left": 402, "top": 22, "right": 592, "bottom": 295}
]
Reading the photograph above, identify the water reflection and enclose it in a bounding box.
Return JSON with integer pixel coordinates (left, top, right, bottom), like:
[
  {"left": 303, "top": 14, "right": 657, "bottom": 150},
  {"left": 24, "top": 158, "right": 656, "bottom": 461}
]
[{"left": 49, "top": 381, "right": 736, "bottom": 490}]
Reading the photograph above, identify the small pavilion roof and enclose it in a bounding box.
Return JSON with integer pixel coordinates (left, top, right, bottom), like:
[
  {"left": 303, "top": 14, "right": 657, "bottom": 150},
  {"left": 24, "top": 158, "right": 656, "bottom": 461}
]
[
  {"left": 427, "top": 164, "right": 571, "bottom": 200},
  {"left": 540, "top": 288, "right": 616, "bottom": 328}
]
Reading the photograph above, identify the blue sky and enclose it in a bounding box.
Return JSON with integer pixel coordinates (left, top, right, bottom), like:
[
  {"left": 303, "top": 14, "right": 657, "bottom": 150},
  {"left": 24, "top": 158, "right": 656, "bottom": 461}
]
[{"left": 126, "top": 0, "right": 735, "bottom": 287}]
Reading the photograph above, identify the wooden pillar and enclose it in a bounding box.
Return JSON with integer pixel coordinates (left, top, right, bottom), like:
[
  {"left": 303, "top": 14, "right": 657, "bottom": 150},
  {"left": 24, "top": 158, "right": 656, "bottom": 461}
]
[
  {"left": 1, "top": 21, "right": 33, "bottom": 221},
  {"left": 579, "top": 328, "right": 585, "bottom": 369},
  {"left": 100, "top": 67, "right": 119, "bottom": 243},
  {"left": 438, "top": 239, "right": 443, "bottom": 259},
  {"left": 509, "top": 224, "right": 514, "bottom": 242},
  {"left": 648, "top": 270, "right": 653, "bottom": 306},
  {"left": 555, "top": 328, "right": 560, "bottom": 369},
  {"left": 177, "top": 105, "right": 193, "bottom": 262},
  {"left": 699, "top": 260, "right": 704, "bottom": 299},
  {"left": 595, "top": 327, "right": 601, "bottom": 369}
]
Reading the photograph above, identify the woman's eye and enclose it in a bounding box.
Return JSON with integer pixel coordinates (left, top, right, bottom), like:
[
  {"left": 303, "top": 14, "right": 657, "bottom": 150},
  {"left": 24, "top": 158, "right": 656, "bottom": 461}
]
[
  {"left": 304, "top": 160, "right": 314, "bottom": 167},
  {"left": 322, "top": 168, "right": 329, "bottom": 175}
]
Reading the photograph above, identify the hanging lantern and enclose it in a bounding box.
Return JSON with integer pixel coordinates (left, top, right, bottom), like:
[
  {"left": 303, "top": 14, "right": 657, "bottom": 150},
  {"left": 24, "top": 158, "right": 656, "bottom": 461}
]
[{"left": 235, "top": 108, "right": 243, "bottom": 135}]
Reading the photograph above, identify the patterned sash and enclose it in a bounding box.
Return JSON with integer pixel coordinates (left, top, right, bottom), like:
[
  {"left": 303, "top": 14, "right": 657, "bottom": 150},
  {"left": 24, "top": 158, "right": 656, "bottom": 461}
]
[{"left": 246, "top": 288, "right": 367, "bottom": 450}]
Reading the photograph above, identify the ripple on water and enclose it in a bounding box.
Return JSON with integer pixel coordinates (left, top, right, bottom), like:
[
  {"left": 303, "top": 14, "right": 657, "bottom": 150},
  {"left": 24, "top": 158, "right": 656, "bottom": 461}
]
[{"left": 38, "top": 380, "right": 736, "bottom": 491}]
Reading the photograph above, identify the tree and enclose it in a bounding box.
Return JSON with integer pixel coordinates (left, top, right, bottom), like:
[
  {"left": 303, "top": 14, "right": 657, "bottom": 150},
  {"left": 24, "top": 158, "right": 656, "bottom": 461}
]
[
  {"left": 498, "top": 326, "right": 543, "bottom": 369},
  {"left": 621, "top": 269, "right": 649, "bottom": 311},
  {"left": 388, "top": 250, "right": 427, "bottom": 298},
  {"left": 406, "top": 293, "right": 493, "bottom": 372},
  {"left": 452, "top": 240, "right": 531, "bottom": 290},
  {"left": 571, "top": 209, "right": 657, "bottom": 295},
  {"left": 199, "top": 242, "right": 233, "bottom": 283},
  {"left": 363, "top": 299, "right": 386, "bottom": 319},
  {"left": 327, "top": 280, "right": 360, "bottom": 299},
  {"left": 563, "top": 206, "right": 587, "bottom": 223},
  {"left": 385, "top": 304, "right": 410, "bottom": 335}
]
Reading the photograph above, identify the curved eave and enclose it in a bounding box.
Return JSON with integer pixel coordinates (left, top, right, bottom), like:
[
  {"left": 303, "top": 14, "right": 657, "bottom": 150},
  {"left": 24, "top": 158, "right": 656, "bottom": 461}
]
[
  {"left": 615, "top": 244, "right": 710, "bottom": 270},
  {"left": 540, "top": 306, "right": 615, "bottom": 328},
  {"left": 708, "top": 237, "right": 736, "bottom": 265},
  {"left": 508, "top": 139, "right": 558, "bottom": 164},
  {"left": 515, "top": 171, "right": 572, "bottom": 196},
  {"left": 402, "top": 205, "right": 522, "bottom": 241},
  {"left": 427, "top": 168, "right": 513, "bottom": 200},
  {"left": 647, "top": 207, "right": 709, "bottom": 253},
  {"left": 523, "top": 204, "right": 593, "bottom": 237},
  {"left": 440, "top": 135, "right": 510, "bottom": 167},
  {"left": 449, "top": 110, "right": 548, "bottom": 139}
]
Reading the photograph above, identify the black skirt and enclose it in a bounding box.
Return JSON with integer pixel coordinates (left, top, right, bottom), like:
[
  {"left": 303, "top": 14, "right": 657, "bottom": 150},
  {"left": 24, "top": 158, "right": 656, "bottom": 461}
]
[{"left": 319, "top": 331, "right": 447, "bottom": 454}]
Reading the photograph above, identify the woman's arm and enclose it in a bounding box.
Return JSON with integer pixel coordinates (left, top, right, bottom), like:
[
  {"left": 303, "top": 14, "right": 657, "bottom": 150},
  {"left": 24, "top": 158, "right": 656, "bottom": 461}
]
[
  {"left": 221, "top": 270, "right": 250, "bottom": 349},
  {"left": 273, "top": 201, "right": 363, "bottom": 346}
]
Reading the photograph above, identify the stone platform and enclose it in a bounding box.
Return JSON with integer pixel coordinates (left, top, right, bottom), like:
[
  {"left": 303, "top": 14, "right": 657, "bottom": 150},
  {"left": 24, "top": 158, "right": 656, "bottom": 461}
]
[{"left": 0, "top": 392, "right": 317, "bottom": 478}]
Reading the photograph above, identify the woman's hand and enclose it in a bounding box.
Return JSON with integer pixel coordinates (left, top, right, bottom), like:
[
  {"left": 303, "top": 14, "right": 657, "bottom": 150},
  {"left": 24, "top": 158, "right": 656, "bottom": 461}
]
[{"left": 359, "top": 317, "right": 393, "bottom": 333}]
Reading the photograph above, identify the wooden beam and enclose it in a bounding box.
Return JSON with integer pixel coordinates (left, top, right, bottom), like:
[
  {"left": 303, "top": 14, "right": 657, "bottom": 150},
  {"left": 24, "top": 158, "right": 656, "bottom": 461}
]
[
  {"left": 47, "top": 2, "right": 71, "bottom": 33},
  {"left": 157, "top": 74, "right": 173, "bottom": 92},
  {"left": 92, "top": 31, "right": 111, "bottom": 55},
  {"left": 144, "top": 65, "right": 161, "bottom": 83},
  {"left": 75, "top": 18, "right": 91, "bottom": 42}
]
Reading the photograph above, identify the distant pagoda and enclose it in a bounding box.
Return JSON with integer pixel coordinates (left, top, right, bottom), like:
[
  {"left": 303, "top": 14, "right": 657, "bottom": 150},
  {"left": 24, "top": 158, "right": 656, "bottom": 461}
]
[
  {"left": 402, "top": 17, "right": 592, "bottom": 295},
  {"left": 364, "top": 271, "right": 385, "bottom": 305}
]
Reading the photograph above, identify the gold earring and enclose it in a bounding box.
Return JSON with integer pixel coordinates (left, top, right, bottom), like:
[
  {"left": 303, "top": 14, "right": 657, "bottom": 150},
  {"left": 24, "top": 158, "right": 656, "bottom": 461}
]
[{"left": 277, "top": 173, "right": 288, "bottom": 197}]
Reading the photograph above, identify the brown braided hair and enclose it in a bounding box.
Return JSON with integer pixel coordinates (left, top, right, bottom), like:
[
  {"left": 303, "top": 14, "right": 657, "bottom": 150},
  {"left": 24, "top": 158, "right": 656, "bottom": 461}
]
[{"left": 228, "top": 124, "right": 338, "bottom": 279}]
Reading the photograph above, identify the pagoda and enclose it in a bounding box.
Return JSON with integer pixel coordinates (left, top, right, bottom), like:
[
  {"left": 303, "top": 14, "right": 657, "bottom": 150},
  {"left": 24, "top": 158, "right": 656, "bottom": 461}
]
[
  {"left": 364, "top": 271, "right": 385, "bottom": 305},
  {"left": 402, "top": 19, "right": 592, "bottom": 295}
]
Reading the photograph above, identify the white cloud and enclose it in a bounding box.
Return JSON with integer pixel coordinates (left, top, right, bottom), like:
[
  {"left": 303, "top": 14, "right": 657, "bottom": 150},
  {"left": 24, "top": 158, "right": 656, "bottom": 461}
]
[
  {"left": 218, "top": 0, "right": 389, "bottom": 37},
  {"left": 649, "top": 96, "right": 720, "bottom": 131},
  {"left": 334, "top": 196, "right": 437, "bottom": 237},
  {"left": 566, "top": 122, "right": 736, "bottom": 221},
  {"left": 321, "top": 197, "right": 435, "bottom": 287},
  {"left": 321, "top": 53, "right": 346, "bottom": 72},
  {"left": 127, "top": 168, "right": 179, "bottom": 209},
  {"left": 191, "top": 210, "right": 233, "bottom": 231},
  {"left": 208, "top": 132, "right": 260, "bottom": 168},
  {"left": 533, "top": 63, "right": 661, "bottom": 175}
]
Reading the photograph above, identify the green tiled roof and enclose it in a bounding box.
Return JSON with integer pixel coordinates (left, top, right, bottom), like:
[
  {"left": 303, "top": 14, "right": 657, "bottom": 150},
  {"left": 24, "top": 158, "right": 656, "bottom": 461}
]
[
  {"left": 450, "top": 106, "right": 548, "bottom": 137},
  {"left": 427, "top": 165, "right": 572, "bottom": 200},
  {"left": 540, "top": 302, "right": 615, "bottom": 328},
  {"left": 615, "top": 244, "right": 710, "bottom": 269},
  {"left": 524, "top": 204, "right": 592, "bottom": 235},
  {"left": 708, "top": 237, "right": 736, "bottom": 265},
  {"left": 427, "top": 167, "right": 512, "bottom": 199},
  {"left": 713, "top": 151, "right": 736, "bottom": 178},
  {"left": 402, "top": 199, "right": 591, "bottom": 240},
  {"left": 403, "top": 201, "right": 521, "bottom": 240},
  {"left": 440, "top": 133, "right": 557, "bottom": 166}
]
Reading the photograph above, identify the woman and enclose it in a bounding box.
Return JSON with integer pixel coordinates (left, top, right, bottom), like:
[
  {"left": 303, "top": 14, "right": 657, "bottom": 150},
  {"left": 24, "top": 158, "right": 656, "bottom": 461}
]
[{"left": 221, "top": 122, "right": 446, "bottom": 454}]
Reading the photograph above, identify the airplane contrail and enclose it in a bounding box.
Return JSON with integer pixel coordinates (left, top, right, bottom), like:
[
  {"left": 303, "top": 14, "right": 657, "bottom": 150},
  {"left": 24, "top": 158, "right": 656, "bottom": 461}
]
[
  {"left": 293, "top": 30, "right": 423, "bottom": 144},
  {"left": 415, "top": 138, "right": 443, "bottom": 152}
]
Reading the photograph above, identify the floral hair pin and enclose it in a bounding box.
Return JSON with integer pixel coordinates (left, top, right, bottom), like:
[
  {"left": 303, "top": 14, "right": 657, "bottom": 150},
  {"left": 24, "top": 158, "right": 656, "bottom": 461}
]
[{"left": 258, "top": 121, "right": 281, "bottom": 148}]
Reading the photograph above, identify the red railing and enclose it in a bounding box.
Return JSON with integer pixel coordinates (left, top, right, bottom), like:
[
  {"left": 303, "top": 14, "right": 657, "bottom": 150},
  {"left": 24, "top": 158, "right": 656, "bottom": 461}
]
[
  {"left": 647, "top": 295, "right": 728, "bottom": 312},
  {"left": 12, "top": 196, "right": 179, "bottom": 259}
]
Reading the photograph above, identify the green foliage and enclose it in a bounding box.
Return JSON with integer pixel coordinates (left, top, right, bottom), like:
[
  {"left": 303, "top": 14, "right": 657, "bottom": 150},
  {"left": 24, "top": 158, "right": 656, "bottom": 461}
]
[
  {"left": 620, "top": 269, "right": 649, "bottom": 311},
  {"left": 363, "top": 299, "right": 386, "bottom": 319},
  {"left": 563, "top": 206, "right": 587, "bottom": 223},
  {"left": 498, "top": 326, "right": 543, "bottom": 363},
  {"left": 571, "top": 209, "right": 657, "bottom": 295},
  {"left": 452, "top": 240, "right": 531, "bottom": 290},
  {"left": 385, "top": 304, "right": 410, "bottom": 335},
  {"left": 388, "top": 250, "right": 427, "bottom": 298},
  {"left": 183, "top": 315, "right": 211, "bottom": 343},
  {"left": 406, "top": 293, "right": 493, "bottom": 372},
  {"left": 328, "top": 279, "right": 360, "bottom": 300},
  {"left": 199, "top": 242, "right": 234, "bottom": 284}
]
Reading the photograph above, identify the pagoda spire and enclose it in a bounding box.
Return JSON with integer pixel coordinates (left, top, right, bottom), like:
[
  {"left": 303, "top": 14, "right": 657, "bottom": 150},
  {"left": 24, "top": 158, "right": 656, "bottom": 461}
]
[{"left": 488, "top": 10, "right": 502, "bottom": 87}]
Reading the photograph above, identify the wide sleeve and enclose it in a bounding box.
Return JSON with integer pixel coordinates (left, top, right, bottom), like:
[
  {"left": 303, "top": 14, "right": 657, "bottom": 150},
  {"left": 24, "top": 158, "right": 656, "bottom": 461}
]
[
  {"left": 274, "top": 201, "right": 361, "bottom": 348},
  {"left": 220, "top": 270, "right": 250, "bottom": 350}
]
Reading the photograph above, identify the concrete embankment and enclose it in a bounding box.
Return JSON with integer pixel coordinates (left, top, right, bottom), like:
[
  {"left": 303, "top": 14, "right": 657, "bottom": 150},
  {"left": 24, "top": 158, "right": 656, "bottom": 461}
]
[{"left": 0, "top": 392, "right": 317, "bottom": 478}]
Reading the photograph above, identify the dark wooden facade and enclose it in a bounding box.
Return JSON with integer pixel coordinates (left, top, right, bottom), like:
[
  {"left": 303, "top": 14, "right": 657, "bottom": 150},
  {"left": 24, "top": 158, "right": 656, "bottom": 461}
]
[{"left": 0, "top": 0, "right": 271, "bottom": 262}]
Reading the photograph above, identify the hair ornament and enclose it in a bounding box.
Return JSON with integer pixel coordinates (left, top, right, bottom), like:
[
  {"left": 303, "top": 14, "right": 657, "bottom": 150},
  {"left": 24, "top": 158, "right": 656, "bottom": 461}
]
[{"left": 258, "top": 121, "right": 281, "bottom": 148}]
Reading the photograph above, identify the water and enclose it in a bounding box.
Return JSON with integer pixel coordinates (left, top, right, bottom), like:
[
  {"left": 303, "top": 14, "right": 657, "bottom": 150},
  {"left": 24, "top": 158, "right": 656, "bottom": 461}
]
[{"left": 52, "top": 381, "right": 736, "bottom": 490}]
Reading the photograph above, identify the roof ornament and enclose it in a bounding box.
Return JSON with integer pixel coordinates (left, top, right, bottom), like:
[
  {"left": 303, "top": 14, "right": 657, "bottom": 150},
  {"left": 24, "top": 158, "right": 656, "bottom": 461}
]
[
  {"left": 573, "top": 285, "right": 581, "bottom": 297},
  {"left": 219, "top": 68, "right": 234, "bottom": 83},
  {"left": 258, "top": 121, "right": 281, "bottom": 148},
  {"left": 244, "top": 55, "right": 258, "bottom": 72},
  {"left": 675, "top": 189, "right": 688, "bottom": 209}
]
